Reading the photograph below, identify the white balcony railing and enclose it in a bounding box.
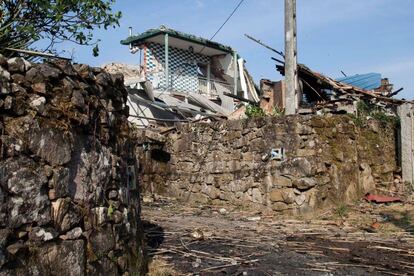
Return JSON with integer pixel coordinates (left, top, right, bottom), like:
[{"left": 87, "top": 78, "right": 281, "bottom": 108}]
[
  {"left": 198, "top": 78, "right": 233, "bottom": 97},
  {"left": 149, "top": 72, "right": 233, "bottom": 97}
]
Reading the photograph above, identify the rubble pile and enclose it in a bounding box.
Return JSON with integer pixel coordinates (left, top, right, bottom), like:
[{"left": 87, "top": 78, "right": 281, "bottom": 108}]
[
  {"left": 138, "top": 115, "right": 401, "bottom": 213},
  {"left": 0, "top": 55, "right": 145, "bottom": 275}
]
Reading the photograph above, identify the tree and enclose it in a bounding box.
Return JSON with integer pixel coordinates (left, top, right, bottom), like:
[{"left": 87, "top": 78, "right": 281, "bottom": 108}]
[{"left": 0, "top": 0, "right": 122, "bottom": 57}]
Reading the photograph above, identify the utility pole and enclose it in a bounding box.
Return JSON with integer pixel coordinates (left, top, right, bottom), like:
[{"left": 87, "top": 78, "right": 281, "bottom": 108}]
[{"left": 284, "top": 0, "right": 298, "bottom": 115}]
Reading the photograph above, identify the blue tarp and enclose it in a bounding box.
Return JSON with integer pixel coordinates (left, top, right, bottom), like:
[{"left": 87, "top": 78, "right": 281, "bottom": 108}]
[{"left": 336, "top": 73, "right": 381, "bottom": 90}]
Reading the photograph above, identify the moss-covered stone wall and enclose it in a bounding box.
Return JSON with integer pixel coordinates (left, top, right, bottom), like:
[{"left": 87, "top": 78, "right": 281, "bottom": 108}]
[{"left": 138, "top": 115, "right": 400, "bottom": 214}]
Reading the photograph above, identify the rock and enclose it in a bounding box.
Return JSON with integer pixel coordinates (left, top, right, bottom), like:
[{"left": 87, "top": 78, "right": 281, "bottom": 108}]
[
  {"left": 28, "top": 127, "right": 72, "bottom": 166},
  {"left": 37, "top": 63, "right": 62, "bottom": 79},
  {"left": 0, "top": 229, "right": 10, "bottom": 248},
  {"left": 51, "top": 167, "right": 70, "bottom": 198},
  {"left": 360, "top": 163, "right": 376, "bottom": 193},
  {"left": 292, "top": 158, "right": 313, "bottom": 177},
  {"left": 73, "top": 64, "right": 95, "bottom": 80},
  {"left": 293, "top": 178, "right": 317, "bottom": 190},
  {"left": 7, "top": 57, "right": 27, "bottom": 73},
  {"left": 117, "top": 255, "right": 128, "bottom": 271},
  {"left": 11, "top": 83, "right": 27, "bottom": 94},
  {"left": 89, "top": 224, "right": 115, "bottom": 254},
  {"left": 31, "top": 82, "right": 47, "bottom": 94},
  {"left": 28, "top": 227, "right": 58, "bottom": 243},
  {"left": 0, "top": 54, "right": 7, "bottom": 66},
  {"left": 272, "top": 202, "right": 290, "bottom": 211},
  {"left": 6, "top": 241, "right": 26, "bottom": 255},
  {"left": 28, "top": 240, "right": 85, "bottom": 276},
  {"left": 272, "top": 175, "right": 292, "bottom": 187},
  {"left": 295, "top": 194, "right": 307, "bottom": 206},
  {"left": 270, "top": 188, "right": 295, "bottom": 204},
  {"left": 50, "top": 60, "right": 77, "bottom": 76},
  {"left": 4, "top": 96, "right": 12, "bottom": 109},
  {"left": 219, "top": 208, "right": 227, "bottom": 215},
  {"left": 60, "top": 227, "right": 83, "bottom": 240},
  {"left": 90, "top": 207, "right": 109, "bottom": 226},
  {"left": 108, "top": 190, "right": 118, "bottom": 200},
  {"left": 52, "top": 198, "right": 83, "bottom": 233},
  {"left": 3, "top": 157, "right": 50, "bottom": 228},
  {"left": 29, "top": 95, "right": 46, "bottom": 112},
  {"left": 251, "top": 188, "right": 263, "bottom": 204},
  {"left": 111, "top": 210, "right": 124, "bottom": 224},
  {"left": 0, "top": 66, "right": 10, "bottom": 80},
  {"left": 71, "top": 90, "right": 85, "bottom": 109}
]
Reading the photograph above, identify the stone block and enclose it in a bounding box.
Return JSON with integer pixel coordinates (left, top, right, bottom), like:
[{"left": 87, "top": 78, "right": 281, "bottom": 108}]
[
  {"left": 272, "top": 175, "right": 292, "bottom": 188},
  {"left": 293, "top": 178, "right": 317, "bottom": 191}
]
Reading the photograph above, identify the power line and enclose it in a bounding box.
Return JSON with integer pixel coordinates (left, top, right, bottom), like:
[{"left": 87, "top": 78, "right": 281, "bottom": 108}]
[{"left": 209, "top": 0, "right": 245, "bottom": 41}]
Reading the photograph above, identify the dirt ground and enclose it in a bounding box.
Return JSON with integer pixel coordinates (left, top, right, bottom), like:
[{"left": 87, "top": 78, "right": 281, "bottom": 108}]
[{"left": 142, "top": 197, "right": 414, "bottom": 276}]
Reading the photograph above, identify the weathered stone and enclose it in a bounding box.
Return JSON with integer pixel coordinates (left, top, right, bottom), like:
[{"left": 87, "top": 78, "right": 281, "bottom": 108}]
[
  {"left": 90, "top": 207, "right": 109, "bottom": 226},
  {"left": 270, "top": 188, "right": 295, "bottom": 204},
  {"left": 11, "top": 83, "right": 26, "bottom": 94},
  {"left": 272, "top": 175, "right": 292, "bottom": 188},
  {"left": 26, "top": 67, "right": 45, "bottom": 83},
  {"left": 295, "top": 194, "right": 307, "bottom": 206},
  {"left": 28, "top": 227, "right": 58, "bottom": 243},
  {"left": 272, "top": 202, "right": 290, "bottom": 211},
  {"left": 292, "top": 158, "right": 313, "bottom": 177},
  {"left": 29, "top": 94, "right": 46, "bottom": 112},
  {"left": 4, "top": 96, "right": 12, "bottom": 109},
  {"left": 89, "top": 224, "right": 115, "bottom": 255},
  {"left": 0, "top": 54, "right": 7, "bottom": 67},
  {"left": 293, "top": 178, "right": 317, "bottom": 190},
  {"left": 7, "top": 57, "right": 28, "bottom": 73},
  {"left": 51, "top": 167, "right": 70, "bottom": 198},
  {"left": 50, "top": 60, "right": 77, "bottom": 76},
  {"left": 60, "top": 227, "right": 83, "bottom": 240},
  {"left": 37, "top": 63, "right": 62, "bottom": 79},
  {"left": 29, "top": 240, "right": 85, "bottom": 276},
  {"left": 251, "top": 188, "right": 263, "bottom": 204},
  {"left": 108, "top": 190, "right": 118, "bottom": 200},
  {"left": 29, "top": 127, "right": 72, "bottom": 166},
  {"left": 74, "top": 63, "right": 95, "bottom": 80},
  {"left": 31, "top": 82, "right": 47, "bottom": 94},
  {"left": 3, "top": 157, "right": 50, "bottom": 228},
  {"left": 6, "top": 241, "right": 26, "bottom": 255},
  {"left": 52, "top": 198, "right": 83, "bottom": 233},
  {"left": 360, "top": 163, "right": 376, "bottom": 193},
  {"left": 71, "top": 89, "right": 85, "bottom": 108}
]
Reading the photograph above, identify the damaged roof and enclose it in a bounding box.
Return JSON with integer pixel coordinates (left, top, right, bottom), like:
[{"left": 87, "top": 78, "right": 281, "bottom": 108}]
[
  {"left": 336, "top": 73, "right": 382, "bottom": 91},
  {"left": 121, "top": 25, "right": 234, "bottom": 54}
]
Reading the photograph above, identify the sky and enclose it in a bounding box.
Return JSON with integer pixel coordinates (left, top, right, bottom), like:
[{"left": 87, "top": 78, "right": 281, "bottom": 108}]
[{"left": 51, "top": 0, "right": 414, "bottom": 99}]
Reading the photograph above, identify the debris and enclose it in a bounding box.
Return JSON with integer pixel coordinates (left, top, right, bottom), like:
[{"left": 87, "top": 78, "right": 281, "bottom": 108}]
[
  {"left": 219, "top": 208, "right": 227, "bottom": 215},
  {"left": 246, "top": 216, "right": 261, "bottom": 222},
  {"left": 191, "top": 229, "right": 205, "bottom": 241},
  {"left": 364, "top": 193, "right": 402, "bottom": 204}
]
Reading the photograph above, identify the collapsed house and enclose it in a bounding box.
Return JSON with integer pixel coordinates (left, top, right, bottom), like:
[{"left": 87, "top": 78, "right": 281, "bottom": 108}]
[
  {"left": 117, "top": 25, "right": 259, "bottom": 127},
  {"left": 259, "top": 62, "right": 408, "bottom": 115}
]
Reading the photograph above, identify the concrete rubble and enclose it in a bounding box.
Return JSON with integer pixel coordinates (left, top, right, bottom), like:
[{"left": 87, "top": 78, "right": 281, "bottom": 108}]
[{"left": 0, "top": 55, "right": 145, "bottom": 275}]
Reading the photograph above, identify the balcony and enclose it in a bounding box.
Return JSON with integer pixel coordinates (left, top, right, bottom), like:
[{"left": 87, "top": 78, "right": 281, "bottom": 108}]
[{"left": 149, "top": 72, "right": 234, "bottom": 98}]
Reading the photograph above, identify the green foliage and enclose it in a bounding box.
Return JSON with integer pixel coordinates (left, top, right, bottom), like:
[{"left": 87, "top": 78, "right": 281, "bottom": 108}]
[
  {"left": 349, "top": 100, "right": 399, "bottom": 127},
  {"left": 271, "top": 106, "right": 284, "bottom": 117},
  {"left": 108, "top": 202, "right": 114, "bottom": 217},
  {"left": 245, "top": 104, "right": 266, "bottom": 118},
  {"left": 335, "top": 203, "right": 349, "bottom": 218},
  {"left": 0, "top": 0, "right": 121, "bottom": 56}
]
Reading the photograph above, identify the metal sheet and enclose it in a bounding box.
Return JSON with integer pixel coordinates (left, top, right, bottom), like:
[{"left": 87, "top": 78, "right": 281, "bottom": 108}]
[{"left": 336, "top": 73, "right": 382, "bottom": 91}]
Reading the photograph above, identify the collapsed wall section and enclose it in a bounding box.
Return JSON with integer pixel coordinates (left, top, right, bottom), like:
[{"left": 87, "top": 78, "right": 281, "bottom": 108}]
[
  {"left": 0, "top": 56, "right": 145, "bottom": 275},
  {"left": 138, "top": 115, "right": 400, "bottom": 213}
]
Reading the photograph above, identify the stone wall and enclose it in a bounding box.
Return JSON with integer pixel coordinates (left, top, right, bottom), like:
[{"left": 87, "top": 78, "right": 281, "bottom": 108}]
[
  {"left": 0, "top": 56, "right": 145, "bottom": 275},
  {"left": 138, "top": 115, "right": 400, "bottom": 213}
]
